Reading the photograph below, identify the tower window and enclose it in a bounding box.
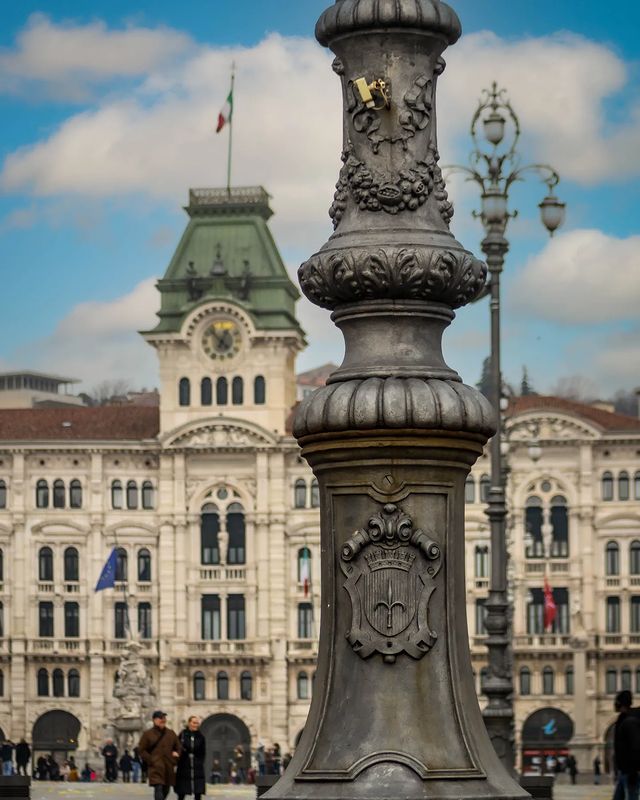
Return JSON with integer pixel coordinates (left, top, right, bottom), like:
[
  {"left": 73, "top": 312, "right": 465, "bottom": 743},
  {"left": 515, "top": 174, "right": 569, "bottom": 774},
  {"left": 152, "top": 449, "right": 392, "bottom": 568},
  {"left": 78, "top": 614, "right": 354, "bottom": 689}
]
[
  {"left": 179, "top": 378, "right": 191, "bottom": 406},
  {"left": 232, "top": 377, "right": 244, "bottom": 405},
  {"left": 216, "top": 377, "right": 228, "bottom": 405},
  {"left": 201, "top": 378, "right": 212, "bottom": 406},
  {"left": 254, "top": 376, "right": 266, "bottom": 405}
]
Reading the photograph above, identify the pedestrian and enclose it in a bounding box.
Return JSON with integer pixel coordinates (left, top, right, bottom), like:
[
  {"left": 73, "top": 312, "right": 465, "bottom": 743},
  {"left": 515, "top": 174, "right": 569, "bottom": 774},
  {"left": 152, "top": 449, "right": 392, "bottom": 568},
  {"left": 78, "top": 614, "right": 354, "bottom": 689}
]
[
  {"left": 593, "top": 755, "right": 601, "bottom": 785},
  {"left": 0, "top": 740, "right": 14, "bottom": 776},
  {"left": 35, "top": 755, "right": 48, "bottom": 780},
  {"left": 273, "top": 742, "right": 281, "bottom": 775},
  {"left": 566, "top": 754, "right": 578, "bottom": 785},
  {"left": 256, "top": 742, "right": 265, "bottom": 776},
  {"left": 46, "top": 754, "right": 60, "bottom": 781},
  {"left": 138, "top": 710, "right": 181, "bottom": 800},
  {"left": 15, "top": 739, "right": 30, "bottom": 776},
  {"left": 209, "top": 758, "right": 222, "bottom": 784},
  {"left": 175, "top": 715, "right": 206, "bottom": 800},
  {"left": 101, "top": 738, "right": 118, "bottom": 782},
  {"left": 234, "top": 744, "right": 246, "bottom": 783},
  {"left": 614, "top": 690, "right": 640, "bottom": 800},
  {"left": 119, "top": 749, "right": 133, "bottom": 783},
  {"left": 132, "top": 747, "right": 142, "bottom": 783},
  {"left": 81, "top": 763, "right": 92, "bottom": 782}
]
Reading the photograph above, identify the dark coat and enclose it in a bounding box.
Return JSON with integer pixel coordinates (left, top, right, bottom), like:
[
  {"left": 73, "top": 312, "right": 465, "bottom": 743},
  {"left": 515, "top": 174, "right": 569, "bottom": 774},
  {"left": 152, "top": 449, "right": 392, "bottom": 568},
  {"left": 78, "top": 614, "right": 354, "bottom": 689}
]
[
  {"left": 615, "top": 711, "right": 640, "bottom": 774},
  {"left": 16, "top": 742, "right": 30, "bottom": 765},
  {"left": 175, "top": 729, "right": 206, "bottom": 796},
  {"left": 138, "top": 726, "right": 181, "bottom": 787}
]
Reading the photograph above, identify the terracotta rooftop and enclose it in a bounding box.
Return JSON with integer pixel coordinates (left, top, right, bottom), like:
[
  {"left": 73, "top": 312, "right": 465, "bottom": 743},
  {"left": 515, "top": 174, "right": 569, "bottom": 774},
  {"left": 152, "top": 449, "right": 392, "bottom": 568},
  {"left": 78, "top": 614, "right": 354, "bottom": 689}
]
[
  {"left": 296, "top": 363, "right": 340, "bottom": 387},
  {"left": 510, "top": 395, "right": 640, "bottom": 433},
  {"left": 0, "top": 406, "right": 160, "bottom": 442}
]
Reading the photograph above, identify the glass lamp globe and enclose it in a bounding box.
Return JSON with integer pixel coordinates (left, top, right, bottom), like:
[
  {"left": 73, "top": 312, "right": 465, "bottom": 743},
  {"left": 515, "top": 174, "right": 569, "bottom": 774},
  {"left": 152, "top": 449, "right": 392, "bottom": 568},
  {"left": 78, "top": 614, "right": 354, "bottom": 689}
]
[
  {"left": 483, "top": 110, "right": 506, "bottom": 146},
  {"left": 528, "top": 441, "right": 542, "bottom": 462},
  {"left": 539, "top": 194, "right": 566, "bottom": 236},
  {"left": 481, "top": 191, "right": 508, "bottom": 225}
]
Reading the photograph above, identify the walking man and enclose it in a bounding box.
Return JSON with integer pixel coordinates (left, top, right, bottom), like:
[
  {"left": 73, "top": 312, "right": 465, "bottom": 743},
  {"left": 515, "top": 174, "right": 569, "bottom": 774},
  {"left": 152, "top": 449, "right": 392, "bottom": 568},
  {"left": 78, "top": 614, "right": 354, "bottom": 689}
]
[
  {"left": 613, "top": 690, "right": 640, "bottom": 800},
  {"left": 15, "top": 739, "right": 30, "bottom": 776},
  {"left": 138, "top": 710, "right": 181, "bottom": 800},
  {"left": 101, "top": 738, "right": 118, "bottom": 782}
]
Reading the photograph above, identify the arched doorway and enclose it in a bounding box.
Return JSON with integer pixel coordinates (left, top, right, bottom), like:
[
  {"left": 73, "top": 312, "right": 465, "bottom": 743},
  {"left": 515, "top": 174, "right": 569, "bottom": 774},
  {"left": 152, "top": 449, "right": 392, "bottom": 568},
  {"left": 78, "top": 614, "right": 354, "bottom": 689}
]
[
  {"left": 32, "top": 710, "right": 81, "bottom": 760},
  {"left": 521, "top": 708, "right": 574, "bottom": 776},
  {"left": 200, "top": 713, "right": 251, "bottom": 782}
]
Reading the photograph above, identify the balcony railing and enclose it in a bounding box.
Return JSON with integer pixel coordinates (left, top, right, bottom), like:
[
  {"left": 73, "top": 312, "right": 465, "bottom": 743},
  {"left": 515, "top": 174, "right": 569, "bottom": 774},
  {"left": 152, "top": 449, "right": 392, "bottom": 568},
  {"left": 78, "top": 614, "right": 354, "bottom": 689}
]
[
  {"left": 28, "top": 638, "right": 89, "bottom": 655},
  {"left": 186, "top": 640, "right": 271, "bottom": 658},
  {"left": 513, "top": 634, "right": 571, "bottom": 649},
  {"left": 199, "top": 567, "right": 247, "bottom": 582},
  {"left": 287, "top": 639, "right": 318, "bottom": 659}
]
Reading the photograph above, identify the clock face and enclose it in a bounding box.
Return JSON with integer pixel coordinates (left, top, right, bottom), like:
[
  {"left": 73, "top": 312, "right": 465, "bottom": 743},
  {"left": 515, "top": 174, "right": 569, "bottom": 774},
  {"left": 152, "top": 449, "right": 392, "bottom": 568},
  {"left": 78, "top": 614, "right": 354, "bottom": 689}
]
[{"left": 201, "top": 319, "right": 242, "bottom": 360}]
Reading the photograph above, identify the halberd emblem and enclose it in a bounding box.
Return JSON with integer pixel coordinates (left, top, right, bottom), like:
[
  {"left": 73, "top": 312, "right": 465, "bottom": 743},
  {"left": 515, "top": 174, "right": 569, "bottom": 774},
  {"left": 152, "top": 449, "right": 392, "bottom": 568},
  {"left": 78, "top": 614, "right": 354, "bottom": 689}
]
[{"left": 340, "top": 503, "right": 442, "bottom": 663}]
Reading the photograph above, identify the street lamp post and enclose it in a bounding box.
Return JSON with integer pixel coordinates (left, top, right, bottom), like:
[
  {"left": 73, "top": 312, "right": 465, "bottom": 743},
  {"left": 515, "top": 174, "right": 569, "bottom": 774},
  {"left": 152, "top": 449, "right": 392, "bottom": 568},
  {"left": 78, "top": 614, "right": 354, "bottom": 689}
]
[{"left": 447, "top": 83, "right": 566, "bottom": 771}]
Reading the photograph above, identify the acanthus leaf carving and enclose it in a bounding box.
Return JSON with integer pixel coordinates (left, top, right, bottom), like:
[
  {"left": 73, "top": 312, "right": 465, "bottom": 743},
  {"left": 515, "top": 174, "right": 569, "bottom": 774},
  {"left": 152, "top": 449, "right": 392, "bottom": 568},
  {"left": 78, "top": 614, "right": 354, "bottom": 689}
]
[
  {"left": 171, "top": 424, "right": 271, "bottom": 449},
  {"left": 341, "top": 502, "right": 442, "bottom": 664}
]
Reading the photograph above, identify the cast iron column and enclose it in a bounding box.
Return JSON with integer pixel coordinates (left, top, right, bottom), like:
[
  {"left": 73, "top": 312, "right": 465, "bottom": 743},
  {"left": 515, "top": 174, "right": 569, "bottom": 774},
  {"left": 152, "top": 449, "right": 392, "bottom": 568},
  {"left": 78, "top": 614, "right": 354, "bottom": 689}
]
[{"left": 267, "top": 2, "right": 529, "bottom": 799}]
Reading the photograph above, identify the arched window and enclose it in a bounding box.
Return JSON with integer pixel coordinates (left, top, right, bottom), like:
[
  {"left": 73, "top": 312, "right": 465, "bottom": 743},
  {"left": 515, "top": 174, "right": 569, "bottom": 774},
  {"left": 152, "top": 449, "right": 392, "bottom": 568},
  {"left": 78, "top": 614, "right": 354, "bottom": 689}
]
[
  {"left": 53, "top": 479, "right": 65, "bottom": 509},
  {"left": 464, "top": 476, "right": 475, "bottom": 504},
  {"left": 519, "top": 667, "right": 531, "bottom": 696},
  {"left": 619, "top": 471, "right": 630, "bottom": 501},
  {"left": 39, "top": 546, "right": 53, "bottom": 581},
  {"left": 606, "top": 541, "right": 620, "bottom": 576},
  {"left": 193, "top": 671, "right": 206, "bottom": 701},
  {"left": 115, "top": 548, "right": 128, "bottom": 582},
  {"left": 126, "top": 480, "right": 138, "bottom": 510},
  {"left": 68, "top": 669, "right": 80, "bottom": 698},
  {"left": 111, "top": 480, "right": 123, "bottom": 510},
  {"left": 297, "top": 671, "right": 310, "bottom": 700},
  {"left": 232, "top": 376, "right": 244, "bottom": 405},
  {"left": 201, "top": 504, "right": 220, "bottom": 565},
  {"left": 631, "top": 542, "right": 640, "bottom": 575},
  {"left": 474, "top": 546, "right": 489, "bottom": 579},
  {"left": 179, "top": 377, "right": 191, "bottom": 406},
  {"left": 0, "top": 480, "right": 6, "bottom": 509},
  {"left": 141, "top": 481, "right": 154, "bottom": 510},
  {"left": 52, "top": 668, "right": 65, "bottom": 697},
  {"left": 525, "top": 496, "right": 544, "bottom": 558},
  {"left": 37, "top": 668, "right": 49, "bottom": 697},
  {"left": 216, "top": 671, "right": 229, "bottom": 700},
  {"left": 602, "top": 471, "right": 614, "bottom": 501},
  {"left": 565, "top": 666, "right": 574, "bottom": 695},
  {"left": 138, "top": 549, "right": 151, "bottom": 582},
  {"left": 480, "top": 474, "right": 491, "bottom": 503},
  {"left": 298, "top": 548, "right": 312, "bottom": 585},
  {"left": 216, "top": 377, "right": 228, "bottom": 405},
  {"left": 69, "top": 479, "right": 82, "bottom": 509},
  {"left": 542, "top": 666, "right": 554, "bottom": 695},
  {"left": 622, "top": 667, "right": 632, "bottom": 691},
  {"left": 64, "top": 602, "right": 79, "bottom": 638},
  {"left": 310, "top": 478, "right": 320, "bottom": 508},
  {"left": 254, "top": 375, "right": 266, "bottom": 405},
  {"left": 64, "top": 547, "right": 79, "bottom": 582},
  {"left": 240, "top": 670, "right": 252, "bottom": 700},
  {"left": 550, "top": 495, "right": 569, "bottom": 558},
  {"left": 36, "top": 479, "right": 49, "bottom": 508},
  {"left": 606, "top": 669, "right": 618, "bottom": 694},
  {"left": 201, "top": 377, "right": 213, "bottom": 406},
  {"left": 294, "top": 479, "right": 307, "bottom": 509},
  {"left": 635, "top": 472, "right": 640, "bottom": 502},
  {"left": 227, "top": 503, "right": 246, "bottom": 564},
  {"left": 298, "top": 603, "right": 313, "bottom": 638}
]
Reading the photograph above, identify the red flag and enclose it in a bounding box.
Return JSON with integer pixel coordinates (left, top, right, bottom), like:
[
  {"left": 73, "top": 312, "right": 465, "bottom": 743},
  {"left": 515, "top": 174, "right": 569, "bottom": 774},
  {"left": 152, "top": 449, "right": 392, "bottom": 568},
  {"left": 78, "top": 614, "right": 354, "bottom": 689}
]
[{"left": 543, "top": 577, "right": 557, "bottom": 631}]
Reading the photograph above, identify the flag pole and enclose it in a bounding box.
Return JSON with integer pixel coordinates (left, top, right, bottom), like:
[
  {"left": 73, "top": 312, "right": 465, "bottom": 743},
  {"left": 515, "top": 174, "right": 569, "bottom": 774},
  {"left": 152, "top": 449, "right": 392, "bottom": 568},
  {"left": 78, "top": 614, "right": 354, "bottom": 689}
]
[{"left": 227, "top": 64, "right": 235, "bottom": 195}]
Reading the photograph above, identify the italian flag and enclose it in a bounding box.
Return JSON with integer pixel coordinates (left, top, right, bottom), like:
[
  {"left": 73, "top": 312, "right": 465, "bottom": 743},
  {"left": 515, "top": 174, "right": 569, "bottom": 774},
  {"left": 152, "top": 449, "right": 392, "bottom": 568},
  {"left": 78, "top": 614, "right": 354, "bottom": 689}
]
[{"left": 217, "top": 88, "right": 233, "bottom": 133}]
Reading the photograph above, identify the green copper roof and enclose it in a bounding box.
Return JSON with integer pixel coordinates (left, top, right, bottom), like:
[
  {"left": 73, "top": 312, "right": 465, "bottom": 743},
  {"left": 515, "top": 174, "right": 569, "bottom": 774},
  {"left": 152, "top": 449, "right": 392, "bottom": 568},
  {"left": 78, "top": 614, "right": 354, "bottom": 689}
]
[{"left": 143, "top": 187, "right": 304, "bottom": 336}]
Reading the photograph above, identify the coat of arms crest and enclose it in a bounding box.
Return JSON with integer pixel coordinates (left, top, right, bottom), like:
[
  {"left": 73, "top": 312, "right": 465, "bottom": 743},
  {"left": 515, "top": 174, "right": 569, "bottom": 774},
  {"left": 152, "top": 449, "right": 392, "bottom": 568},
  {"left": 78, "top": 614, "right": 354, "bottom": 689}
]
[{"left": 341, "top": 502, "right": 442, "bottom": 663}]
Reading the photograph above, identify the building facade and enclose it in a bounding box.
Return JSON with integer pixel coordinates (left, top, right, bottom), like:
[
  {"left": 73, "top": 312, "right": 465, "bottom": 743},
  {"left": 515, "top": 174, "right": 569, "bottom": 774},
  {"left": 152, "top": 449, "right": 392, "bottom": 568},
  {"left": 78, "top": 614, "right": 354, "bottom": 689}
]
[{"left": 0, "top": 187, "right": 639, "bottom": 775}]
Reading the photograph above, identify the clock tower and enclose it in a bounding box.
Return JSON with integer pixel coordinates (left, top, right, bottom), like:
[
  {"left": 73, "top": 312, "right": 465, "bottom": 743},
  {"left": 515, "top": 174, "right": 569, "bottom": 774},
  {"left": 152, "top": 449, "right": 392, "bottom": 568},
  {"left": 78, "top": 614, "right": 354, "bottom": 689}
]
[{"left": 142, "top": 187, "right": 306, "bottom": 437}]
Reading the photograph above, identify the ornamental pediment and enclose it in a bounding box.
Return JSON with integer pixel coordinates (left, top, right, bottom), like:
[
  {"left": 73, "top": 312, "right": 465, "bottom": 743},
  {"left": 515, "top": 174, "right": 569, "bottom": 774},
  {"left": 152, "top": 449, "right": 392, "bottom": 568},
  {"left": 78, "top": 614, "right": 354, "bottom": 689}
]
[
  {"left": 507, "top": 413, "right": 599, "bottom": 443},
  {"left": 163, "top": 419, "right": 276, "bottom": 450}
]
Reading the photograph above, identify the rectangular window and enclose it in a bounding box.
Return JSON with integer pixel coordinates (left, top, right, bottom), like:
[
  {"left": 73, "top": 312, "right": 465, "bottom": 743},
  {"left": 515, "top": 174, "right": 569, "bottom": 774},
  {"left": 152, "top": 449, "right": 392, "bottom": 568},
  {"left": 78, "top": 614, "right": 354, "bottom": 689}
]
[
  {"left": 64, "top": 602, "right": 79, "bottom": 638},
  {"left": 475, "top": 599, "right": 487, "bottom": 635},
  {"left": 114, "top": 602, "right": 128, "bottom": 639},
  {"left": 298, "top": 602, "right": 313, "bottom": 639},
  {"left": 39, "top": 602, "right": 54, "bottom": 637},
  {"left": 138, "top": 603, "right": 152, "bottom": 639},
  {"left": 201, "top": 595, "right": 221, "bottom": 640},
  {"left": 607, "top": 597, "right": 621, "bottom": 633},
  {"left": 632, "top": 598, "right": 640, "bottom": 633},
  {"left": 553, "top": 588, "right": 570, "bottom": 634},
  {"left": 527, "top": 589, "right": 544, "bottom": 634},
  {"left": 227, "top": 594, "right": 246, "bottom": 640}
]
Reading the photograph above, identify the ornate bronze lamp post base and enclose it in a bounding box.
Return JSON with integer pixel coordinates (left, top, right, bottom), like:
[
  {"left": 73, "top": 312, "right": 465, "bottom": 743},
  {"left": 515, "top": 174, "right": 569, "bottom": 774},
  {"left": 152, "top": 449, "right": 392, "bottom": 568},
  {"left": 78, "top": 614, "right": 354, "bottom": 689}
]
[{"left": 267, "top": 2, "right": 530, "bottom": 799}]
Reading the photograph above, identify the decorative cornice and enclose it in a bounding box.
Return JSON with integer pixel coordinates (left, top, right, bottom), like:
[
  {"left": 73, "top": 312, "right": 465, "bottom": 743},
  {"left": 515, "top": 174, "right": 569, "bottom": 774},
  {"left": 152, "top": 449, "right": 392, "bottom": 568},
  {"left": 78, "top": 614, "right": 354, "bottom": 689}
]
[{"left": 316, "top": 0, "right": 461, "bottom": 47}]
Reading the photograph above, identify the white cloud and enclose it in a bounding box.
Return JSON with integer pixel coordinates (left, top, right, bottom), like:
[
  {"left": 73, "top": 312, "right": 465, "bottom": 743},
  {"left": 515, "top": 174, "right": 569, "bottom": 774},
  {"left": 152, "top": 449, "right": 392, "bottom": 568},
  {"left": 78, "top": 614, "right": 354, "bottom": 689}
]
[
  {"left": 511, "top": 229, "right": 640, "bottom": 324},
  {"left": 0, "top": 14, "right": 193, "bottom": 100},
  {"left": 9, "top": 279, "right": 159, "bottom": 389}
]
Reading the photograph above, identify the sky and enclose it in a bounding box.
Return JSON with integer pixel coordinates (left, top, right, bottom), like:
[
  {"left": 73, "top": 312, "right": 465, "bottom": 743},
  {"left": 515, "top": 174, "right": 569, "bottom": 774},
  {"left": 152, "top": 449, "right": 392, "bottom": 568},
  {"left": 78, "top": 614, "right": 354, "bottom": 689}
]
[{"left": 1, "top": 1, "right": 639, "bottom": 398}]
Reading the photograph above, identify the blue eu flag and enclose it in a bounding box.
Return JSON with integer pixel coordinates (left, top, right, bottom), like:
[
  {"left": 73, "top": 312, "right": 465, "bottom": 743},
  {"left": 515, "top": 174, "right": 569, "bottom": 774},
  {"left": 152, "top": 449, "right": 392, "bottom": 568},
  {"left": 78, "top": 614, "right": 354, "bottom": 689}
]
[{"left": 95, "top": 548, "right": 117, "bottom": 592}]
